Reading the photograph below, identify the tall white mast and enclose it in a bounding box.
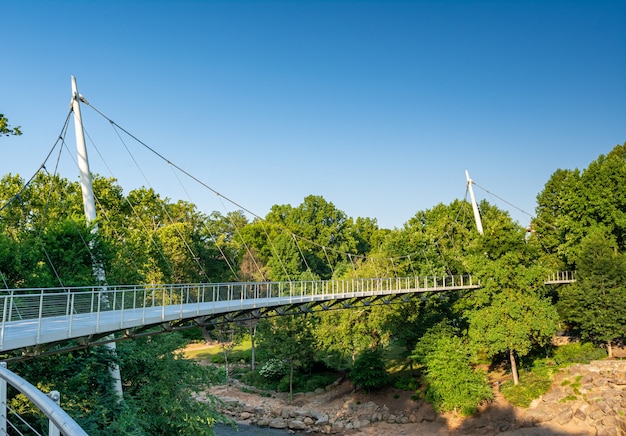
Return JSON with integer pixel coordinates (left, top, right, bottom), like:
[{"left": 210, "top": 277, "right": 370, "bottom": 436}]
[
  {"left": 465, "top": 170, "right": 484, "bottom": 235},
  {"left": 71, "top": 76, "right": 123, "bottom": 399}
]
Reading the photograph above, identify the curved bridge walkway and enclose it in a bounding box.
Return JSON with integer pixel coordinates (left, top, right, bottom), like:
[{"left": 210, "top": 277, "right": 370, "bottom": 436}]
[{"left": 1, "top": 274, "right": 479, "bottom": 353}]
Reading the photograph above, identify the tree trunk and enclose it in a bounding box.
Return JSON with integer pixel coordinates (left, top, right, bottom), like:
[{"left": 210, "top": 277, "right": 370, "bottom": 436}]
[
  {"left": 510, "top": 349, "right": 519, "bottom": 385},
  {"left": 607, "top": 341, "right": 613, "bottom": 358},
  {"left": 250, "top": 323, "right": 256, "bottom": 370},
  {"left": 289, "top": 362, "right": 294, "bottom": 404}
]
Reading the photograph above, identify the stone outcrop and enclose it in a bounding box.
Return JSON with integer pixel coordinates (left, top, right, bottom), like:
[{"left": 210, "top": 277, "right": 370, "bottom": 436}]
[
  {"left": 203, "top": 359, "right": 626, "bottom": 435},
  {"left": 211, "top": 394, "right": 437, "bottom": 434},
  {"left": 510, "top": 359, "right": 626, "bottom": 435}
]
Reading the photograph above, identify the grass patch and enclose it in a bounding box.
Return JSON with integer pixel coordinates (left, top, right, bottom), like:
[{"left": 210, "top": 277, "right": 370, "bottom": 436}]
[
  {"left": 501, "top": 342, "right": 606, "bottom": 408},
  {"left": 384, "top": 342, "right": 411, "bottom": 374},
  {"left": 500, "top": 370, "right": 553, "bottom": 408},
  {"left": 560, "top": 395, "right": 578, "bottom": 403},
  {"left": 183, "top": 338, "right": 252, "bottom": 360}
]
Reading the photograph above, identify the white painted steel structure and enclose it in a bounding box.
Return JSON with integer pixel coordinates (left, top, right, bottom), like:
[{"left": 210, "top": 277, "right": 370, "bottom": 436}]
[
  {"left": 0, "top": 363, "right": 87, "bottom": 436},
  {"left": 544, "top": 271, "right": 576, "bottom": 284},
  {"left": 0, "top": 275, "right": 479, "bottom": 352}
]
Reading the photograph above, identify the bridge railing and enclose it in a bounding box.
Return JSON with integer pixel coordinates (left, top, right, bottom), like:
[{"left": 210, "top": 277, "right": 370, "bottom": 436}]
[
  {"left": 544, "top": 271, "right": 576, "bottom": 284},
  {"left": 0, "top": 275, "right": 478, "bottom": 325},
  {"left": 0, "top": 362, "right": 87, "bottom": 435}
]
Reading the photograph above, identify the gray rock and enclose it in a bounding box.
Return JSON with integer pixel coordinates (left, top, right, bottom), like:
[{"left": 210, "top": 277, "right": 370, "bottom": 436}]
[
  {"left": 555, "top": 406, "right": 573, "bottom": 425},
  {"left": 332, "top": 420, "right": 344, "bottom": 430},
  {"left": 288, "top": 419, "right": 306, "bottom": 430},
  {"left": 573, "top": 406, "right": 587, "bottom": 421},
  {"left": 315, "top": 414, "right": 329, "bottom": 425},
  {"left": 239, "top": 411, "right": 253, "bottom": 420},
  {"left": 269, "top": 418, "right": 287, "bottom": 429},
  {"left": 524, "top": 408, "right": 554, "bottom": 425}
]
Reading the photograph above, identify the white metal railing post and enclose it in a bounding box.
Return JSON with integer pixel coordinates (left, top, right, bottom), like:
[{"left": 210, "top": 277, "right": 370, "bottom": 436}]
[
  {"left": 0, "top": 297, "right": 7, "bottom": 348},
  {"left": 48, "top": 391, "right": 61, "bottom": 436},
  {"left": 7, "top": 292, "right": 13, "bottom": 322},
  {"left": 68, "top": 294, "right": 75, "bottom": 336},
  {"left": 120, "top": 290, "right": 126, "bottom": 327},
  {"left": 0, "top": 362, "right": 6, "bottom": 435},
  {"left": 161, "top": 287, "right": 166, "bottom": 321},
  {"left": 37, "top": 289, "right": 45, "bottom": 344}
]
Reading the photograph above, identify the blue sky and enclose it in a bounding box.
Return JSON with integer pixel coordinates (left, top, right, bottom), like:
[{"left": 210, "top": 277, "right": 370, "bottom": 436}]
[{"left": 2, "top": 0, "right": 625, "bottom": 229}]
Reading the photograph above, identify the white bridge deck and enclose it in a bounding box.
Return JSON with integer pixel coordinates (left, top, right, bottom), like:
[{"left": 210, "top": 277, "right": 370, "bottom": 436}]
[{"left": 0, "top": 275, "right": 480, "bottom": 352}]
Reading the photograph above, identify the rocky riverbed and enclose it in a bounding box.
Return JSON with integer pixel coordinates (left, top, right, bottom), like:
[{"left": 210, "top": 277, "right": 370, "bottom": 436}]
[{"left": 196, "top": 359, "right": 625, "bottom": 435}]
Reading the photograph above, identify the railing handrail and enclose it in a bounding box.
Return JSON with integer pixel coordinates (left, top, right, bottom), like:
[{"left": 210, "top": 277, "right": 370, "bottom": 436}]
[
  {"left": 0, "top": 362, "right": 87, "bottom": 435},
  {"left": 0, "top": 274, "right": 477, "bottom": 296}
]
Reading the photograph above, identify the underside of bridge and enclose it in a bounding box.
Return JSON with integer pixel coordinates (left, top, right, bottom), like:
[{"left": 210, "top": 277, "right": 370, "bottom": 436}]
[{"left": 4, "top": 290, "right": 463, "bottom": 363}]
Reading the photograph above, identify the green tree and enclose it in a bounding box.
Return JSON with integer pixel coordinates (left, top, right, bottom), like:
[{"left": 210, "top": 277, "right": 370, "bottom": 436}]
[
  {"left": 0, "top": 114, "right": 22, "bottom": 136},
  {"left": 315, "top": 305, "right": 392, "bottom": 369},
  {"left": 259, "top": 195, "right": 357, "bottom": 280},
  {"left": 535, "top": 143, "right": 626, "bottom": 265},
  {"left": 119, "top": 333, "right": 226, "bottom": 435},
  {"left": 256, "top": 314, "right": 317, "bottom": 402},
  {"left": 467, "top": 290, "right": 558, "bottom": 385},
  {"left": 464, "top": 206, "right": 558, "bottom": 385},
  {"left": 557, "top": 229, "right": 626, "bottom": 356},
  {"left": 412, "top": 327, "right": 492, "bottom": 415},
  {"left": 350, "top": 348, "right": 388, "bottom": 392}
]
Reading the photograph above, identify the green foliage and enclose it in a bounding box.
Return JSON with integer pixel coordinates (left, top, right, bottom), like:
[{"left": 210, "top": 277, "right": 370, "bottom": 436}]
[
  {"left": 468, "top": 291, "right": 558, "bottom": 359},
  {"left": 412, "top": 329, "right": 492, "bottom": 416},
  {"left": 117, "top": 333, "right": 227, "bottom": 435},
  {"left": 500, "top": 370, "right": 553, "bottom": 408},
  {"left": 391, "top": 375, "right": 421, "bottom": 391},
  {"left": 350, "top": 348, "right": 389, "bottom": 392},
  {"left": 551, "top": 342, "right": 607, "bottom": 365},
  {"left": 259, "top": 358, "right": 287, "bottom": 379},
  {"left": 240, "top": 370, "right": 279, "bottom": 390},
  {"left": 535, "top": 143, "right": 626, "bottom": 265},
  {"left": 557, "top": 229, "right": 626, "bottom": 349},
  {"left": 315, "top": 306, "right": 392, "bottom": 369},
  {"left": 9, "top": 334, "right": 227, "bottom": 435},
  {"left": 499, "top": 345, "right": 598, "bottom": 408},
  {"left": 0, "top": 114, "right": 22, "bottom": 136}
]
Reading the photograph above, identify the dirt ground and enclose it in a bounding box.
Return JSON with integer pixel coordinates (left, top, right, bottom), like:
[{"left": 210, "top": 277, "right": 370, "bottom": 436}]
[{"left": 206, "top": 364, "right": 516, "bottom": 435}]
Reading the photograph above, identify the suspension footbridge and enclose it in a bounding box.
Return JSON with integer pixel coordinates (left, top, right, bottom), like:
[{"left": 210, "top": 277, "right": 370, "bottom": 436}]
[
  {"left": 1, "top": 275, "right": 479, "bottom": 354},
  {"left": 0, "top": 77, "right": 574, "bottom": 435}
]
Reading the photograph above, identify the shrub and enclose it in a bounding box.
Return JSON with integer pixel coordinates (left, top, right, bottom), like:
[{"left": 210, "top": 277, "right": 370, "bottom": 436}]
[
  {"left": 350, "top": 349, "right": 389, "bottom": 392},
  {"left": 241, "top": 370, "right": 277, "bottom": 390},
  {"left": 259, "top": 359, "right": 287, "bottom": 379},
  {"left": 392, "top": 375, "right": 421, "bottom": 391},
  {"left": 413, "top": 333, "right": 492, "bottom": 415},
  {"left": 500, "top": 370, "right": 553, "bottom": 407},
  {"left": 552, "top": 342, "right": 607, "bottom": 366}
]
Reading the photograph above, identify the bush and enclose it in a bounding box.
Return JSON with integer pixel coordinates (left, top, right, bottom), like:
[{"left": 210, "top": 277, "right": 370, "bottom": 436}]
[
  {"left": 413, "top": 333, "right": 492, "bottom": 415},
  {"left": 391, "top": 375, "right": 421, "bottom": 391},
  {"left": 241, "top": 370, "right": 278, "bottom": 390},
  {"left": 259, "top": 359, "right": 287, "bottom": 379},
  {"left": 350, "top": 349, "right": 389, "bottom": 392},
  {"left": 274, "top": 371, "right": 338, "bottom": 393},
  {"left": 552, "top": 342, "right": 607, "bottom": 365},
  {"left": 500, "top": 370, "right": 553, "bottom": 407}
]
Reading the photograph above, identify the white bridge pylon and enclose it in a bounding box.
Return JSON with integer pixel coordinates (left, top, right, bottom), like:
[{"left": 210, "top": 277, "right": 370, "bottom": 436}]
[{"left": 0, "top": 275, "right": 479, "bottom": 353}]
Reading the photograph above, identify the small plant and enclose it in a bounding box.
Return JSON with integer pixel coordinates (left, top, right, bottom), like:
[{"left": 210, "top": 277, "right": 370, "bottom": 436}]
[
  {"left": 393, "top": 394, "right": 400, "bottom": 399},
  {"left": 259, "top": 358, "right": 287, "bottom": 379},
  {"left": 559, "top": 395, "right": 578, "bottom": 403}
]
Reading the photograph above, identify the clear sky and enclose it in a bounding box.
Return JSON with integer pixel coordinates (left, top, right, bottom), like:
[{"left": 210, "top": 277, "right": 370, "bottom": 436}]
[{"left": 2, "top": 0, "right": 625, "bottom": 229}]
